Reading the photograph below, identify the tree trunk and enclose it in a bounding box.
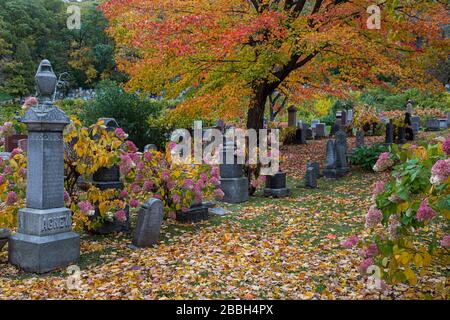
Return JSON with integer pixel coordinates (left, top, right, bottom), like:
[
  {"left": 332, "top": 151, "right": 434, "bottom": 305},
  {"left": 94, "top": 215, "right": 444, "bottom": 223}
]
[{"left": 246, "top": 87, "right": 268, "bottom": 131}]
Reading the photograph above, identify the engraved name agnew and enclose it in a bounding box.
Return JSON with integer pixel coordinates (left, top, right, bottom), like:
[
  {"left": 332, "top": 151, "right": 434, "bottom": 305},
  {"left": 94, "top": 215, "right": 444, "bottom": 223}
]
[{"left": 41, "top": 215, "right": 71, "bottom": 233}]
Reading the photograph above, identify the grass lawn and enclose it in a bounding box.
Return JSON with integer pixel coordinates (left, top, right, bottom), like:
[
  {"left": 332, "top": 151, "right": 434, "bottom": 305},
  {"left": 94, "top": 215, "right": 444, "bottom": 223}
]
[{"left": 1, "top": 169, "right": 447, "bottom": 299}]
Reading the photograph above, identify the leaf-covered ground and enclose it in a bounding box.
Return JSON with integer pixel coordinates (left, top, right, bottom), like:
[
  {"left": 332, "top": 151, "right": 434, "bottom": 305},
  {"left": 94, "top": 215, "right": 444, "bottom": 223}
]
[{"left": 0, "top": 137, "right": 448, "bottom": 299}]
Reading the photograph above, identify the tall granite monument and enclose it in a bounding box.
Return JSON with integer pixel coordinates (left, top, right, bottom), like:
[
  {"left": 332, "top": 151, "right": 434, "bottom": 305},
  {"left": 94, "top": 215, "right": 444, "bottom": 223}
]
[
  {"left": 9, "top": 60, "right": 80, "bottom": 273},
  {"left": 219, "top": 139, "right": 249, "bottom": 203}
]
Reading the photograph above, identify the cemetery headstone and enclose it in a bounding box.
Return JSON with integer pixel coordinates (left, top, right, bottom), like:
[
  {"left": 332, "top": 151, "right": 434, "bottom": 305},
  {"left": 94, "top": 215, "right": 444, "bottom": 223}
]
[
  {"left": 0, "top": 228, "right": 10, "bottom": 251},
  {"left": 425, "top": 118, "right": 440, "bottom": 131},
  {"left": 264, "top": 170, "right": 291, "bottom": 197},
  {"left": 438, "top": 118, "right": 447, "bottom": 129},
  {"left": 287, "top": 106, "right": 297, "bottom": 127},
  {"left": 323, "top": 139, "right": 338, "bottom": 179},
  {"left": 219, "top": 140, "right": 249, "bottom": 203},
  {"left": 98, "top": 118, "right": 119, "bottom": 131},
  {"left": 304, "top": 165, "right": 317, "bottom": 188},
  {"left": 330, "top": 122, "right": 341, "bottom": 137},
  {"left": 410, "top": 116, "right": 420, "bottom": 133},
  {"left": 307, "top": 161, "right": 321, "bottom": 179},
  {"left": 341, "top": 110, "right": 347, "bottom": 126},
  {"left": 347, "top": 109, "right": 353, "bottom": 123},
  {"left": 9, "top": 60, "right": 80, "bottom": 273},
  {"left": 397, "top": 127, "right": 407, "bottom": 144},
  {"left": 356, "top": 130, "right": 365, "bottom": 148},
  {"left": 311, "top": 120, "right": 320, "bottom": 128},
  {"left": 132, "top": 198, "right": 164, "bottom": 247},
  {"left": 315, "top": 123, "right": 326, "bottom": 138},
  {"left": 144, "top": 144, "right": 157, "bottom": 152},
  {"left": 447, "top": 112, "right": 450, "bottom": 128},
  {"left": 295, "top": 126, "right": 306, "bottom": 144},
  {"left": 385, "top": 122, "right": 394, "bottom": 144},
  {"left": 335, "top": 130, "right": 349, "bottom": 177}
]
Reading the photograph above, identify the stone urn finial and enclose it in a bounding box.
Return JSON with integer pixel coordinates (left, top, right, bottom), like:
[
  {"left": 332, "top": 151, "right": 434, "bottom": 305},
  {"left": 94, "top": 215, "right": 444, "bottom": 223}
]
[{"left": 35, "top": 59, "right": 57, "bottom": 104}]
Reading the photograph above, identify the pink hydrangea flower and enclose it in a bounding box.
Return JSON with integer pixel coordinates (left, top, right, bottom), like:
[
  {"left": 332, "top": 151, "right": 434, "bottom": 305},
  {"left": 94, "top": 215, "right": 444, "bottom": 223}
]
[
  {"left": 131, "top": 183, "right": 141, "bottom": 194},
  {"left": 161, "top": 171, "right": 170, "bottom": 181},
  {"left": 115, "top": 209, "right": 127, "bottom": 222},
  {"left": 215, "top": 188, "right": 225, "bottom": 199},
  {"left": 366, "top": 243, "right": 379, "bottom": 257},
  {"left": 125, "top": 140, "right": 138, "bottom": 153},
  {"left": 416, "top": 198, "right": 436, "bottom": 222},
  {"left": 172, "top": 194, "right": 181, "bottom": 204},
  {"left": 359, "top": 257, "right": 374, "bottom": 274},
  {"left": 429, "top": 159, "right": 450, "bottom": 186},
  {"left": 167, "top": 180, "right": 175, "bottom": 189},
  {"left": 210, "top": 166, "right": 219, "bottom": 178},
  {"left": 136, "top": 161, "right": 145, "bottom": 170},
  {"left": 143, "top": 180, "right": 153, "bottom": 192},
  {"left": 440, "top": 235, "right": 450, "bottom": 248},
  {"left": 183, "top": 178, "right": 194, "bottom": 189},
  {"left": 120, "top": 189, "right": 129, "bottom": 198},
  {"left": 143, "top": 152, "right": 152, "bottom": 162},
  {"left": 64, "top": 191, "right": 71, "bottom": 206},
  {"left": 78, "top": 201, "right": 94, "bottom": 215},
  {"left": 23, "top": 96, "right": 38, "bottom": 107},
  {"left": 10, "top": 148, "right": 22, "bottom": 158},
  {"left": 181, "top": 206, "right": 189, "bottom": 213},
  {"left": 372, "top": 181, "right": 385, "bottom": 197},
  {"left": 373, "top": 152, "right": 394, "bottom": 172},
  {"left": 210, "top": 176, "right": 220, "bottom": 186},
  {"left": 366, "top": 205, "right": 383, "bottom": 227},
  {"left": 0, "top": 174, "right": 5, "bottom": 185},
  {"left": 114, "top": 128, "right": 128, "bottom": 140},
  {"left": 168, "top": 211, "right": 177, "bottom": 220},
  {"left": 442, "top": 138, "right": 450, "bottom": 155},
  {"left": 341, "top": 235, "right": 359, "bottom": 248},
  {"left": 167, "top": 141, "right": 177, "bottom": 151},
  {"left": 130, "top": 198, "right": 140, "bottom": 208},
  {"left": 6, "top": 191, "right": 18, "bottom": 205}
]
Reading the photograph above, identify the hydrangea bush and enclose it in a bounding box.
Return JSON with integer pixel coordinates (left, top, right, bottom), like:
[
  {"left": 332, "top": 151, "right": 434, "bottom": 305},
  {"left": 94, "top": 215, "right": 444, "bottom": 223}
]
[
  {"left": 345, "top": 137, "right": 449, "bottom": 287},
  {"left": 0, "top": 118, "right": 221, "bottom": 231}
]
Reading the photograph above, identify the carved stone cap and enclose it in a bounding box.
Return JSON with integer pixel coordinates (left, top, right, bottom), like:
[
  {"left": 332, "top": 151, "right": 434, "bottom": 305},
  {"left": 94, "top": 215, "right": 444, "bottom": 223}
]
[{"left": 21, "top": 102, "right": 69, "bottom": 123}]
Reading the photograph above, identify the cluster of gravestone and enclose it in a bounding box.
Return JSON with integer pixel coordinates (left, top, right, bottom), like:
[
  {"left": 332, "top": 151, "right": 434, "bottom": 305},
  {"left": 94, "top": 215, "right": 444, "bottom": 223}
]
[
  {"left": 330, "top": 109, "right": 353, "bottom": 137},
  {"left": 286, "top": 106, "right": 327, "bottom": 143}
]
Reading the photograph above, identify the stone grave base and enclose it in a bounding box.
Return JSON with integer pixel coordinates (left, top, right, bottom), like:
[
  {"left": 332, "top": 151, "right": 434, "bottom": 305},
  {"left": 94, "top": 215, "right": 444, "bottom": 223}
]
[
  {"left": 9, "top": 231, "right": 80, "bottom": 273},
  {"left": 263, "top": 188, "right": 291, "bottom": 198},
  {"left": 219, "top": 177, "right": 249, "bottom": 203},
  {"left": 323, "top": 168, "right": 349, "bottom": 179}
]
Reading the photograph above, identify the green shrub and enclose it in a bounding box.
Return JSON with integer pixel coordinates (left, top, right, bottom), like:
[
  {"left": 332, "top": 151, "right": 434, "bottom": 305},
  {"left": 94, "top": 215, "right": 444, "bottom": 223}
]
[
  {"left": 349, "top": 143, "right": 389, "bottom": 171},
  {"left": 81, "top": 81, "right": 170, "bottom": 150},
  {"left": 55, "top": 98, "right": 86, "bottom": 119},
  {"left": 280, "top": 126, "right": 297, "bottom": 145},
  {"left": 359, "top": 88, "right": 450, "bottom": 111}
]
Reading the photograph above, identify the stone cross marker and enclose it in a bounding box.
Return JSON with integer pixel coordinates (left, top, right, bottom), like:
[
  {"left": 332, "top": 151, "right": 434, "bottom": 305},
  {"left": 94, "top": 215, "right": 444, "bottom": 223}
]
[
  {"left": 9, "top": 60, "right": 80, "bottom": 273},
  {"left": 132, "top": 198, "right": 164, "bottom": 247}
]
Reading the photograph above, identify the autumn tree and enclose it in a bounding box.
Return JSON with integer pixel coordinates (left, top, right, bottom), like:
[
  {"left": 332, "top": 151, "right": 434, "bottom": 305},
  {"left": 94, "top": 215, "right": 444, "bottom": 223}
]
[{"left": 101, "top": 0, "right": 449, "bottom": 130}]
